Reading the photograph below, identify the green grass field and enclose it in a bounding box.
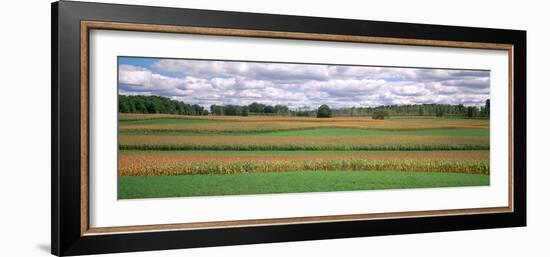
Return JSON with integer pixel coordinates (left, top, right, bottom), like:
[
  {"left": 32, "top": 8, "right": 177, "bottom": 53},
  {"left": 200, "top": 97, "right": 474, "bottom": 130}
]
[{"left": 118, "top": 170, "right": 490, "bottom": 199}]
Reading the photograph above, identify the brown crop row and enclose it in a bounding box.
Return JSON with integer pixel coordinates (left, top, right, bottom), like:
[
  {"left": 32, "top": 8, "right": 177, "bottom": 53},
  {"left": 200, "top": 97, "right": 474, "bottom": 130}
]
[
  {"left": 119, "top": 156, "right": 490, "bottom": 176},
  {"left": 119, "top": 134, "right": 489, "bottom": 146},
  {"left": 120, "top": 150, "right": 489, "bottom": 163}
]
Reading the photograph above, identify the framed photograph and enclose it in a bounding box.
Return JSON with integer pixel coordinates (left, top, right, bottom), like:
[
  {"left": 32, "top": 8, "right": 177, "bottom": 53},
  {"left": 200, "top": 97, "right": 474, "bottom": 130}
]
[{"left": 52, "top": 1, "right": 526, "bottom": 256}]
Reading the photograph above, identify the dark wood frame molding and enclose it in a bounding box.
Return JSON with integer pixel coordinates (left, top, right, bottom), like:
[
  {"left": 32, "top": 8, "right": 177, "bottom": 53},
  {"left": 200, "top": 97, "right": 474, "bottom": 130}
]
[{"left": 53, "top": 1, "right": 526, "bottom": 256}]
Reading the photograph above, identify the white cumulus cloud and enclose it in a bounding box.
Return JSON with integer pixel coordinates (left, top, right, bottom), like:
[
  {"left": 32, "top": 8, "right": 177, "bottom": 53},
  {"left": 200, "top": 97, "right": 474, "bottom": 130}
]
[{"left": 119, "top": 58, "right": 490, "bottom": 108}]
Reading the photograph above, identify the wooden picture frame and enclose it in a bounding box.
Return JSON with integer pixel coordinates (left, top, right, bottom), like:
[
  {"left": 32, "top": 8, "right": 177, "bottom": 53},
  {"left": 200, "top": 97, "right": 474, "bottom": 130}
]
[{"left": 52, "top": 1, "right": 526, "bottom": 256}]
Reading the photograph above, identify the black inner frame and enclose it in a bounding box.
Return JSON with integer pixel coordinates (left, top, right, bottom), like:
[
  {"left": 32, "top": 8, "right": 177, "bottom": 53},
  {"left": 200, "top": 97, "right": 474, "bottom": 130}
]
[{"left": 52, "top": 1, "right": 526, "bottom": 256}]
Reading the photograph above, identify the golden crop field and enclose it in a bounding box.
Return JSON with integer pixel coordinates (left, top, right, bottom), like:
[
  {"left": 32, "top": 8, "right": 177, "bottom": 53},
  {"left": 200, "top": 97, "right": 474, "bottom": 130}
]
[{"left": 119, "top": 150, "right": 489, "bottom": 176}]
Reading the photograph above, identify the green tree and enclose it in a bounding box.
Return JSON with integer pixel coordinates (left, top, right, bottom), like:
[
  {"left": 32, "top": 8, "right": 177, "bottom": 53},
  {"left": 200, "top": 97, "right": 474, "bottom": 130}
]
[
  {"left": 210, "top": 105, "right": 224, "bottom": 115},
  {"left": 466, "top": 106, "right": 480, "bottom": 118},
  {"left": 485, "top": 99, "right": 490, "bottom": 118},
  {"left": 274, "top": 105, "right": 289, "bottom": 115},
  {"left": 372, "top": 108, "right": 389, "bottom": 120},
  {"left": 263, "top": 105, "right": 275, "bottom": 114},
  {"left": 223, "top": 105, "right": 240, "bottom": 116},
  {"left": 316, "top": 104, "right": 332, "bottom": 118},
  {"left": 241, "top": 106, "right": 249, "bottom": 116},
  {"left": 248, "top": 102, "right": 266, "bottom": 113},
  {"left": 435, "top": 106, "right": 444, "bottom": 117}
]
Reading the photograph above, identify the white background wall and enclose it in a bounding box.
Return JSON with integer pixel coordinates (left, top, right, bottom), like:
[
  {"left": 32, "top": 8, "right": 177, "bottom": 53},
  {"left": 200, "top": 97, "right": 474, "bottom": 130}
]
[{"left": 0, "top": 0, "right": 547, "bottom": 256}]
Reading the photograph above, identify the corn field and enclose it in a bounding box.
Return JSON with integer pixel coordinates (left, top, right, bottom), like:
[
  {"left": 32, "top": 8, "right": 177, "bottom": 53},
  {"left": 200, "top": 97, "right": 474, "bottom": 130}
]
[{"left": 119, "top": 158, "right": 489, "bottom": 176}]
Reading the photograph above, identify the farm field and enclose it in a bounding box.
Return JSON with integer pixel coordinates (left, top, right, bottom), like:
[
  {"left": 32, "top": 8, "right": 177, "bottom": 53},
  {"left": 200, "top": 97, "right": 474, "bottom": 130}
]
[
  {"left": 118, "top": 170, "right": 490, "bottom": 199},
  {"left": 118, "top": 113, "right": 490, "bottom": 199}
]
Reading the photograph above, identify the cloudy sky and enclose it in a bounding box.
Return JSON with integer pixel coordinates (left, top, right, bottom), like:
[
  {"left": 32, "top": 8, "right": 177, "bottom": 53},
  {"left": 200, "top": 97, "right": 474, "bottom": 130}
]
[{"left": 118, "top": 57, "right": 490, "bottom": 110}]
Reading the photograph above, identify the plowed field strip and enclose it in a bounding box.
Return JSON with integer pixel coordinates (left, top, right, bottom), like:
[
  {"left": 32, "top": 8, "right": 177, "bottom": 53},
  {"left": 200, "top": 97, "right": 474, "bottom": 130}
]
[
  {"left": 119, "top": 134, "right": 488, "bottom": 145},
  {"left": 120, "top": 150, "right": 489, "bottom": 162}
]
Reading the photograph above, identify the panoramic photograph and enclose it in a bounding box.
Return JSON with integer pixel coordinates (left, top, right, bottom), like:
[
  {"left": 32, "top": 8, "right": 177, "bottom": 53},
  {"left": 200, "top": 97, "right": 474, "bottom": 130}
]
[{"left": 117, "top": 56, "right": 491, "bottom": 199}]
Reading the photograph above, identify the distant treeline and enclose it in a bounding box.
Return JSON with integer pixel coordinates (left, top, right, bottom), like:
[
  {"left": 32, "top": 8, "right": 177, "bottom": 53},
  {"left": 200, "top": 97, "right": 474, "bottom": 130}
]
[
  {"left": 118, "top": 95, "right": 490, "bottom": 118},
  {"left": 291, "top": 101, "right": 490, "bottom": 118},
  {"left": 119, "top": 95, "right": 207, "bottom": 115},
  {"left": 329, "top": 101, "right": 490, "bottom": 118},
  {"left": 210, "top": 102, "right": 290, "bottom": 116}
]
